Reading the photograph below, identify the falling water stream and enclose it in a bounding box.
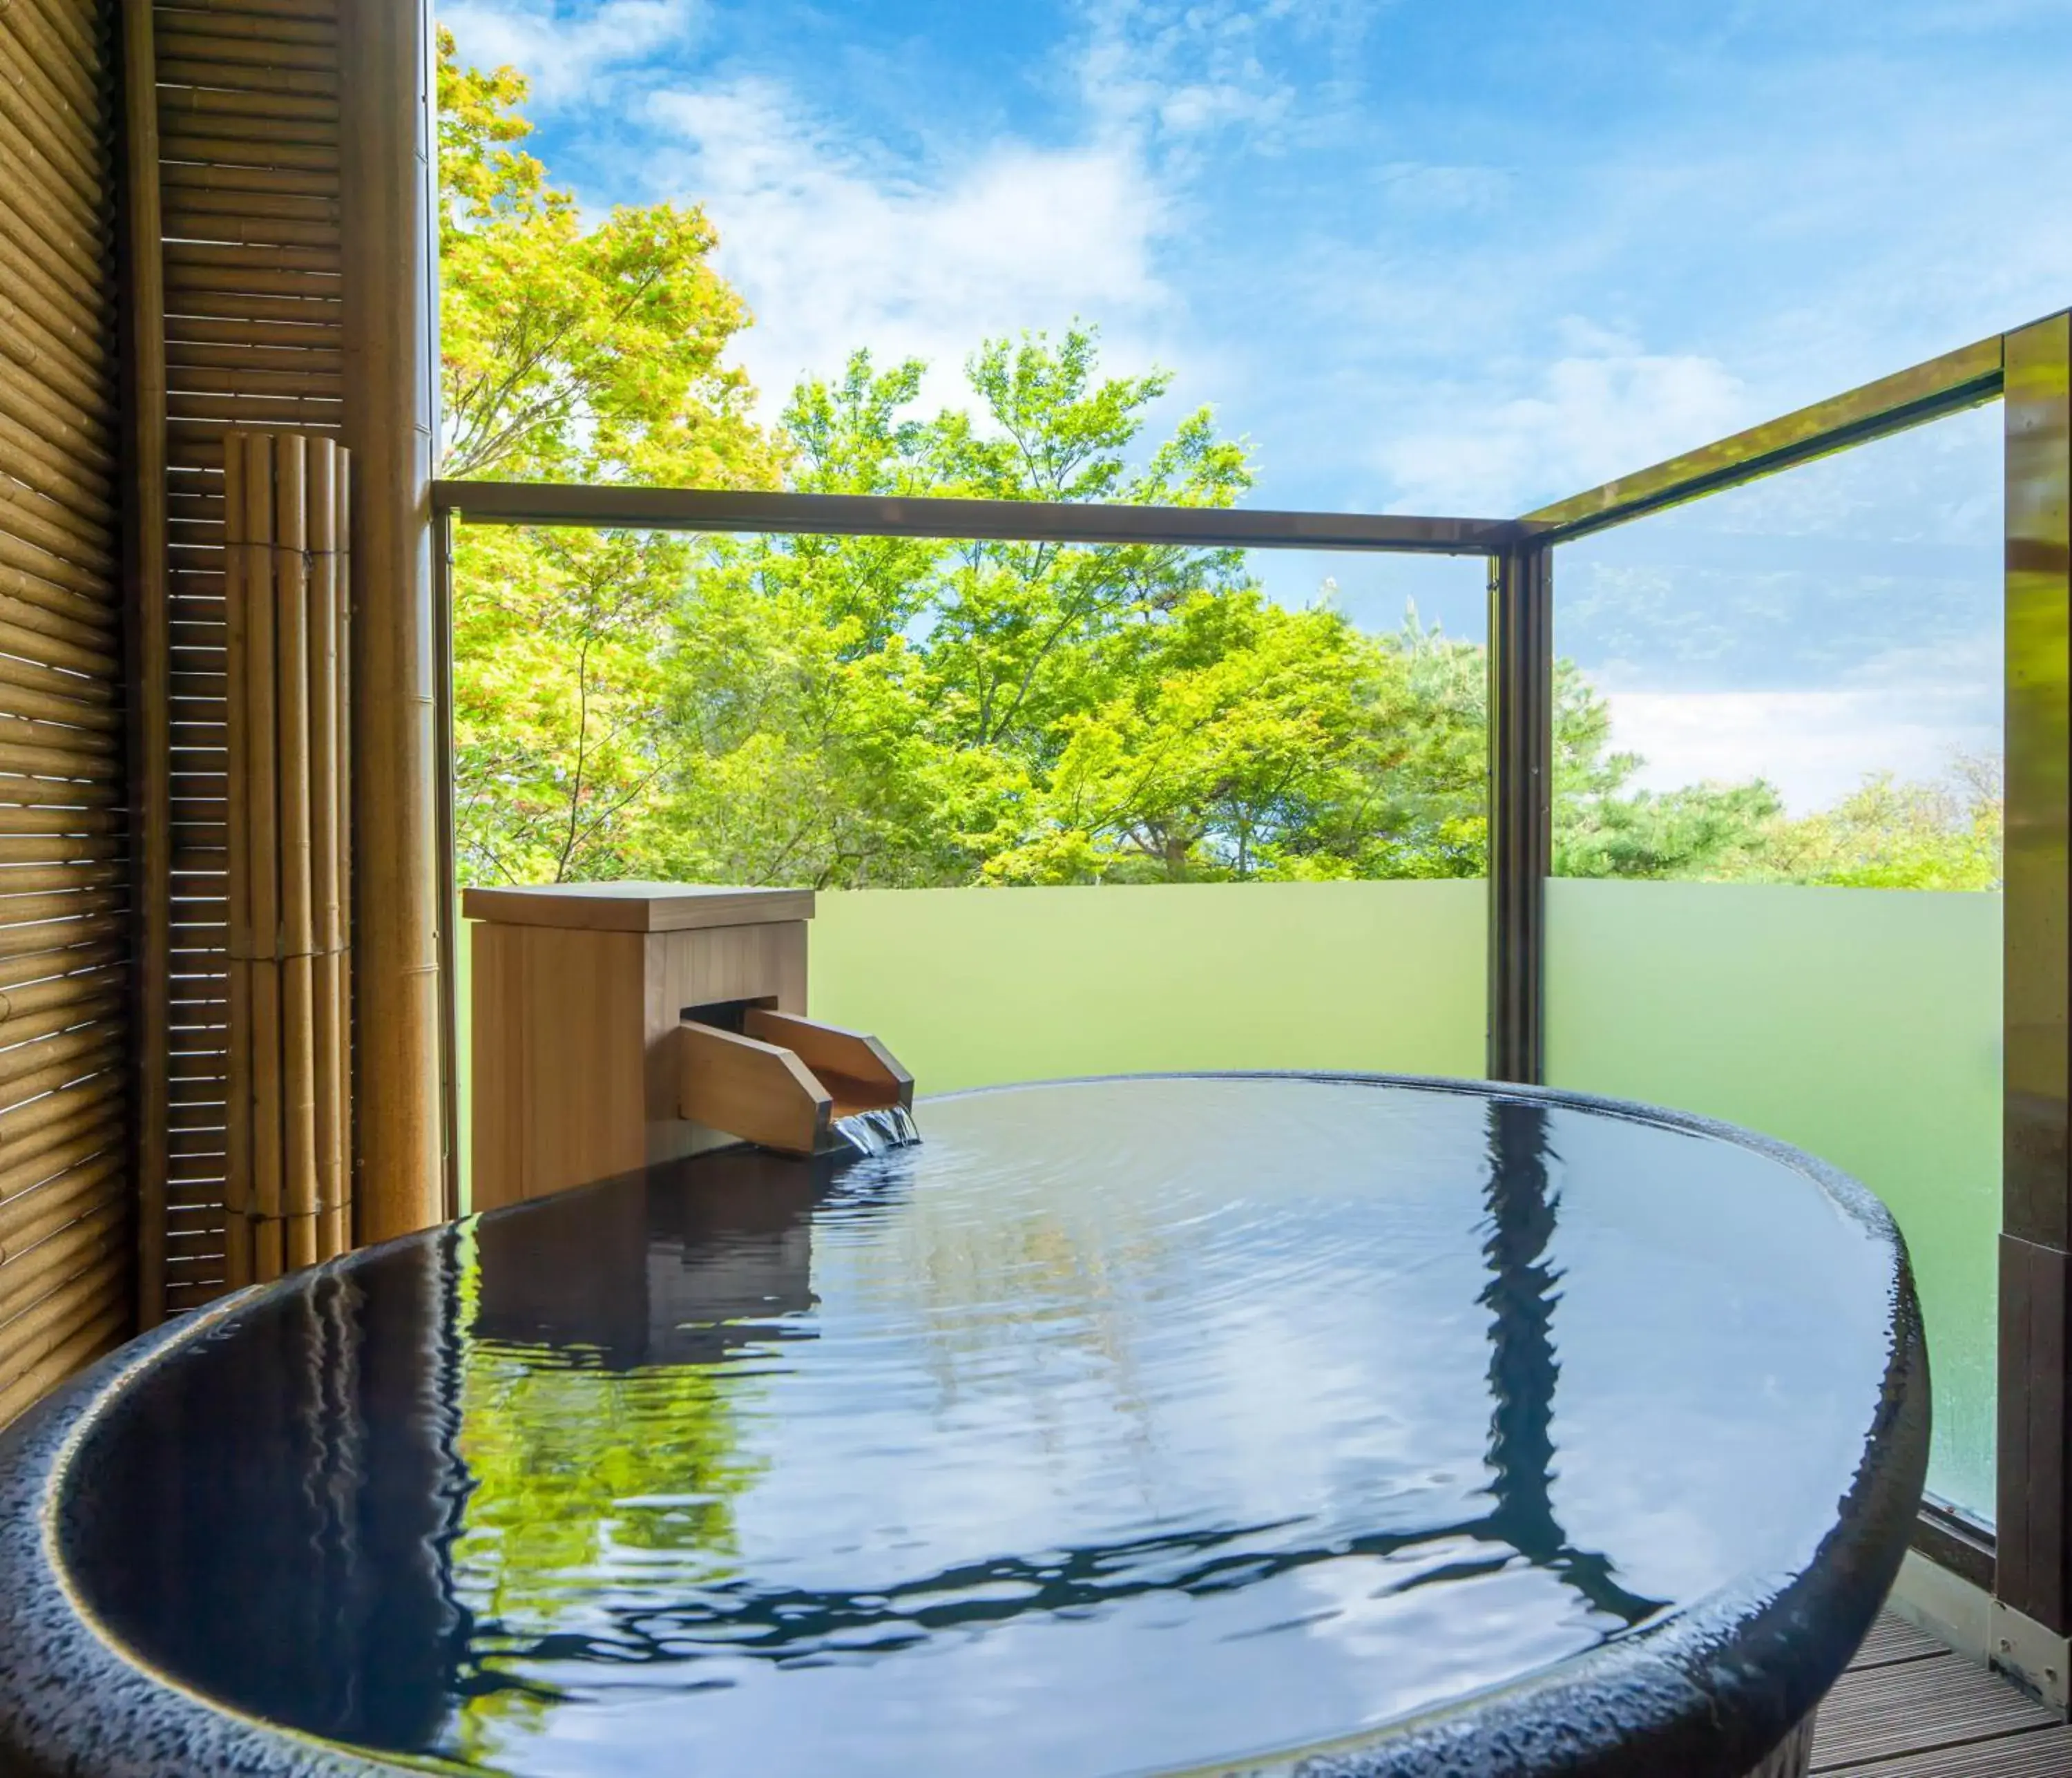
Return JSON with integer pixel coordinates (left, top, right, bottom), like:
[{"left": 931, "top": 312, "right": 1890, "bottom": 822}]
[{"left": 832, "top": 1102, "right": 921, "bottom": 1156}]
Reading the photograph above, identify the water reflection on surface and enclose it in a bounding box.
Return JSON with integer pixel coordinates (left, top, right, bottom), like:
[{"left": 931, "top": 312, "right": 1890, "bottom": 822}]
[{"left": 60, "top": 1078, "right": 1894, "bottom": 1777}]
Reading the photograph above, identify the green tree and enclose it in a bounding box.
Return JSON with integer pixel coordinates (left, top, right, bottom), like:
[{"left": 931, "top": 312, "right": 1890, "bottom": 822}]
[
  {"left": 635, "top": 332, "right": 1269, "bottom": 888},
  {"left": 635, "top": 327, "right": 1806, "bottom": 890},
  {"left": 440, "top": 35, "right": 779, "bottom": 883},
  {"left": 439, "top": 42, "right": 2001, "bottom": 896},
  {"left": 1767, "top": 756, "right": 2002, "bottom": 890}
]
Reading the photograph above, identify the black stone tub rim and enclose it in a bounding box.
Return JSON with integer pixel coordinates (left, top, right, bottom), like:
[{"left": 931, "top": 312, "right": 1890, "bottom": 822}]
[{"left": 0, "top": 1071, "right": 1930, "bottom": 1778}]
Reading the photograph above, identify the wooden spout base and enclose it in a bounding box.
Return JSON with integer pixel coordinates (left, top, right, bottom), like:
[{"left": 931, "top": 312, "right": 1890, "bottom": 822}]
[{"left": 679, "top": 1013, "right": 913, "bottom": 1158}]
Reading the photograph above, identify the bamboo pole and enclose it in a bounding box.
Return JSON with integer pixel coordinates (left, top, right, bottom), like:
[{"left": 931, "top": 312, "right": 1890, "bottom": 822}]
[
  {"left": 0, "top": 466, "right": 118, "bottom": 570},
  {"left": 170, "top": 365, "right": 343, "bottom": 401},
  {"left": 0, "top": 1251, "right": 130, "bottom": 1379},
  {"left": 0, "top": 784, "right": 121, "bottom": 814},
  {"left": 0, "top": 933, "right": 121, "bottom": 979},
  {"left": 19, "top": 0, "right": 102, "bottom": 74},
  {"left": 0, "top": 653, "right": 116, "bottom": 708},
  {"left": 245, "top": 433, "right": 282, "bottom": 1283},
  {"left": 309, "top": 437, "right": 342, "bottom": 1257},
  {"left": 0, "top": 593, "right": 121, "bottom": 659},
  {"left": 0, "top": 927, "right": 127, "bottom": 973},
  {"left": 0, "top": 1300, "right": 126, "bottom": 1428},
  {"left": 157, "top": 83, "right": 338, "bottom": 126},
  {"left": 0, "top": 716, "right": 120, "bottom": 755},
  {"left": 162, "top": 314, "right": 342, "bottom": 353},
  {"left": 0, "top": 1194, "right": 127, "bottom": 1299},
  {"left": 221, "top": 432, "right": 354, "bottom": 1277},
  {"left": 0, "top": 1125, "right": 123, "bottom": 1208},
  {"left": 0, "top": 394, "right": 116, "bottom": 490},
  {"left": 0, "top": 287, "right": 110, "bottom": 415},
  {"left": 339, "top": 447, "right": 352, "bottom": 1253},
  {"left": 167, "top": 341, "right": 343, "bottom": 378},
  {"left": 0, "top": 1, "right": 99, "bottom": 115},
  {"left": 157, "top": 158, "right": 340, "bottom": 199},
  {"left": 0, "top": 867, "right": 122, "bottom": 899},
  {"left": 0, "top": 1039, "right": 122, "bottom": 1113},
  {"left": 275, "top": 435, "right": 317, "bottom": 1268},
  {"left": 0, "top": 1073, "right": 119, "bottom": 1149},
  {"left": 164, "top": 203, "right": 340, "bottom": 244}
]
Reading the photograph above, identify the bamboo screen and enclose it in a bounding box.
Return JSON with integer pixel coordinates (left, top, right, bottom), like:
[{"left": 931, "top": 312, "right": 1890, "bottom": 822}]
[
  {"left": 0, "top": 0, "right": 133, "bottom": 1426},
  {"left": 222, "top": 431, "right": 351, "bottom": 1281},
  {"left": 154, "top": 0, "right": 343, "bottom": 1312}
]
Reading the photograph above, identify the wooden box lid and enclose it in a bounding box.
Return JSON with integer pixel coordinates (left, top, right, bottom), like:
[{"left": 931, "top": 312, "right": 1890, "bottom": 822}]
[{"left": 461, "top": 882, "right": 816, "bottom": 933}]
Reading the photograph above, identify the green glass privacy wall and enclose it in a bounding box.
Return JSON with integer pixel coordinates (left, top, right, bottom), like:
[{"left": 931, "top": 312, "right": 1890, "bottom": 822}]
[
  {"left": 1544, "top": 405, "right": 2004, "bottom": 1520},
  {"left": 454, "top": 881, "right": 1488, "bottom": 1210},
  {"left": 809, "top": 881, "right": 1488, "bottom": 1093},
  {"left": 1546, "top": 881, "right": 2001, "bottom": 1517}
]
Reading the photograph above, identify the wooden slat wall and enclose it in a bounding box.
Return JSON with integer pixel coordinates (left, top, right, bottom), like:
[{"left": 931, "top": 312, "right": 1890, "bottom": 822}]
[
  {"left": 153, "top": 0, "right": 340, "bottom": 1312},
  {"left": 0, "top": 0, "right": 133, "bottom": 1422}
]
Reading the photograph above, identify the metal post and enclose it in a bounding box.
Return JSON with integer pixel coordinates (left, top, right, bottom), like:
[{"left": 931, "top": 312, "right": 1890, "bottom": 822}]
[
  {"left": 1999, "top": 309, "right": 2072, "bottom": 1712},
  {"left": 1488, "top": 545, "right": 1553, "bottom": 1084},
  {"left": 432, "top": 507, "right": 459, "bottom": 1221}
]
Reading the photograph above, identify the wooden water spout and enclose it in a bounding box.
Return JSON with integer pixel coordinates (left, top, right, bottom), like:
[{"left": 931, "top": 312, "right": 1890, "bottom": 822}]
[
  {"left": 468, "top": 883, "right": 914, "bottom": 1210},
  {"left": 678, "top": 1009, "right": 913, "bottom": 1158}
]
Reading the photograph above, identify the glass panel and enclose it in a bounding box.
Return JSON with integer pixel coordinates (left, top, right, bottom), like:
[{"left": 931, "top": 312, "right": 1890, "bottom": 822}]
[
  {"left": 1544, "top": 404, "right": 2003, "bottom": 1520},
  {"left": 811, "top": 880, "right": 1485, "bottom": 1091},
  {"left": 453, "top": 535, "right": 1490, "bottom": 1192}
]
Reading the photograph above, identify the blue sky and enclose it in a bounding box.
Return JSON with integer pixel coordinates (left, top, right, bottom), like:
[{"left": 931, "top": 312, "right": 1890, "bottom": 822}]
[{"left": 441, "top": 0, "right": 2069, "bottom": 807}]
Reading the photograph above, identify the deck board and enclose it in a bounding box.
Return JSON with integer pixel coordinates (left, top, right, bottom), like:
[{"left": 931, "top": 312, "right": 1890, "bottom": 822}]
[
  {"left": 1810, "top": 1614, "right": 2065, "bottom": 1775},
  {"left": 1847, "top": 1614, "right": 1949, "bottom": 1670}
]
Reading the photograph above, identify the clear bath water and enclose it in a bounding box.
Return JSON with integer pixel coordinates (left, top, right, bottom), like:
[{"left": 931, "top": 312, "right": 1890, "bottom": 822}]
[{"left": 59, "top": 1076, "right": 1901, "bottom": 1777}]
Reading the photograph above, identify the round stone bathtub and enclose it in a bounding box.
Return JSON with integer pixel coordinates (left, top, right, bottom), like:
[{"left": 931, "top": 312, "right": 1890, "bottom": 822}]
[{"left": 0, "top": 1075, "right": 1927, "bottom": 1777}]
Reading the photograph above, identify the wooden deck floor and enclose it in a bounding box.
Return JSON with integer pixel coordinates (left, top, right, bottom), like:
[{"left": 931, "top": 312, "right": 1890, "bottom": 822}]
[{"left": 1812, "top": 1613, "right": 2071, "bottom": 1775}]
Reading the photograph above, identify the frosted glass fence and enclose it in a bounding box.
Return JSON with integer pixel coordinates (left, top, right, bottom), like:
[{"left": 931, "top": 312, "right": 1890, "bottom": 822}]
[
  {"left": 453, "top": 879, "right": 1489, "bottom": 1201},
  {"left": 810, "top": 881, "right": 1488, "bottom": 1090},
  {"left": 1548, "top": 405, "right": 2004, "bottom": 1522}
]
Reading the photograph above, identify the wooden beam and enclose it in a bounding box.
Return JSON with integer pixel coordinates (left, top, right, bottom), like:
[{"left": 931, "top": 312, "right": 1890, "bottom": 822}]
[
  {"left": 119, "top": 0, "right": 171, "bottom": 1328},
  {"left": 338, "top": 0, "right": 439, "bottom": 1241}
]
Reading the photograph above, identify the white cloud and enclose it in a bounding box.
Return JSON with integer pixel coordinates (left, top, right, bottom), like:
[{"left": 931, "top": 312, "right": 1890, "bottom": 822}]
[
  {"left": 1374, "top": 338, "right": 1749, "bottom": 517},
  {"left": 1602, "top": 645, "right": 2002, "bottom": 814},
  {"left": 644, "top": 77, "right": 1174, "bottom": 410},
  {"left": 1079, "top": 0, "right": 1297, "bottom": 145},
  {"left": 441, "top": 0, "right": 702, "bottom": 107},
  {"left": 1374, "top": 162, "right": 1514, "bottom": 217}
]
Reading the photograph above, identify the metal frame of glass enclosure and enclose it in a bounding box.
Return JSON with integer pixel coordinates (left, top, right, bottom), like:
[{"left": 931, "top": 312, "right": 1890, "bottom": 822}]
[{"left": 430, "top": 304, "right": 2072, "bottom": 1696}]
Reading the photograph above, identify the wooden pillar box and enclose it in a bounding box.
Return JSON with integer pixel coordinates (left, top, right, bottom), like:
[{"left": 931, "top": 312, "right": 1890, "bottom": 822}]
[{"left": 466, "top": 883, "right": 911, "bottom": 1212}]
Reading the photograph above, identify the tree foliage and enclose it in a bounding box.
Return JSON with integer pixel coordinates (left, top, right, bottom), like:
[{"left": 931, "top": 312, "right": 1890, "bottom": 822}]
[
  {"left": 439, "top": 33, "right": 779, "bottom": 883},
  {"left": 441, "top": 42, "right": 2002, "bottom": 895}
]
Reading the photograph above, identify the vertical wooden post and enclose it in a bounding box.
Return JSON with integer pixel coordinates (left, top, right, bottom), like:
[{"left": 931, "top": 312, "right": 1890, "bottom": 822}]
[
  {"left": 1999, "top": 309, "right": 2072, "bottom": 1711},
  {"left": 224, "top": 438, "right": 253, "bottom": 1288},
  {"left": 340, "top": 0, "right": 443, "bottom": 1242},
  {"left": 1488, "top": 543, "right": 1553, "bottom": 1084},
  {"left": 118, "top": 0, "right": 170, "bottom": 1330}
]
